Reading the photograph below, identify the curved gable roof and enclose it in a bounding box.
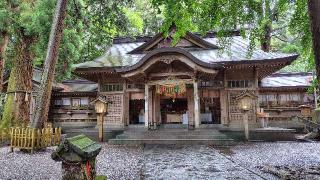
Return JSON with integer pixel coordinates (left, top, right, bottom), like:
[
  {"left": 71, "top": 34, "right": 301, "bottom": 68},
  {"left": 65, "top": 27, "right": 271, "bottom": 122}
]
[{"left": 116, "top": 47, "right": 221, "bottom": 73}]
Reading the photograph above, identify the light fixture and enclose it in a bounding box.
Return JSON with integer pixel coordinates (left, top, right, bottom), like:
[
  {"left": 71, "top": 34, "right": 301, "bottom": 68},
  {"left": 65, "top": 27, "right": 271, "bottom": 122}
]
[
  {"left": 235, "top": 90, "right": 257, "bottom": 112},
  {"left": 94, "top": 100, "right": 108, "bottom": 114},
  {"left": 91, "top": 97, "right": 111, "bottom": 142}
]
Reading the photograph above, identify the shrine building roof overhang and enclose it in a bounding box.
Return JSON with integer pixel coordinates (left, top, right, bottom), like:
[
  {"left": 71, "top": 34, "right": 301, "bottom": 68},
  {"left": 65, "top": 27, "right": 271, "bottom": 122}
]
[
  {"left": 116, "top": 47, "right": 221, "bottom": 73},
  {"left": 74, "top": 54, "right": 298, "bottom": 82},
  {"left": 74, "top": 47, "right": 220, "bottom": 82},
  {"left": 73, "top": 30, "right": 299, "bottom": 82}
]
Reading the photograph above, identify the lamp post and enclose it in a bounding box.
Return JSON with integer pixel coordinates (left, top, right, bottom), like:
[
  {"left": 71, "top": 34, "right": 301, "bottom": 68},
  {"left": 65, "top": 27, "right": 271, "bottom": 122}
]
[
  {"left": 236, "top": 91, "right": 257, "bottom": 141},
  {"left": 92, "top": 97, "right": 109, "bottom": 142}
]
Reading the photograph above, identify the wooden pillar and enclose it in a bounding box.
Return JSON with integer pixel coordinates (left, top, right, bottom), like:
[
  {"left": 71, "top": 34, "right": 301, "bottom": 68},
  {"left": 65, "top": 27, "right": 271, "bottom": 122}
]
[
  {"left": 148, "top": 87, "right": 153, "bottom": 127},
  {"left": 144, "top": 84, "right": 149, "bottom": 128},
  {"left": 243, "top": 111, "right": 249, "bottom": 141},
  {"left": 123, "top": 82, "right": 129, "bottom": 126},
  {"left": 220, "top": 90, "right": 228, "bottom": 125},
  {"left": 193, "top": 80, "right": 200, "bottom": 128},
  {"left": 187, "top": 88, "right": 194, "bottom": 126},
  {"left": 98, "top": 113, "right": 104, "bottom": 142},
  {"left": 154, "top": 92, "right": 160, "bottom": 125},
  {"left": 254, "top": 67, "right": 259, "bottom": 122}
]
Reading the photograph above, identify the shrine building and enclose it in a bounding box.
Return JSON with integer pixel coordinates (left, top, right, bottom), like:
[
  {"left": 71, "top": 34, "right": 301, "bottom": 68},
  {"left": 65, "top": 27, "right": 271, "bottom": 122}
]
[{"left": 69, "top": 28, "right": 303, "bottom": 130}]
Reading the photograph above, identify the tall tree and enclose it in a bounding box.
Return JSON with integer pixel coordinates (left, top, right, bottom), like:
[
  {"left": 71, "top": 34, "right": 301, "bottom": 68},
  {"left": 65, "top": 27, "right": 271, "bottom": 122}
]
[
  {"left": 308, "top": 0, "right": 320, "bottom": 83},
  {"left": 31, "top": 0, "right": 68, "bottom": 128},
  {"left": 0, "top": 1, "right": 44, "bottom": 128},
  {"left": 0, "top": 1, "right": 11, "bottom": 92},
  {"left": 0, "top": 31, "right": 9, "bottom": 92}
]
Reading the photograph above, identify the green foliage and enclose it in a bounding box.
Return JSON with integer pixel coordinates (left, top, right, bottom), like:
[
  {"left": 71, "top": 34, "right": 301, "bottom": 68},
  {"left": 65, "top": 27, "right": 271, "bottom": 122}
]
[
  {"left": 123, "top": 7, "right": 144, "bottom": 35},
  {"left": 151, "top": 0, "right": 263, "bottom": 45},
  {"left": 0, "top": 0, "right": 165, "bottom": 82},
  {"left": 150, "top": 0, "right": 314, "bottom": 73},
  {"left": 131, "top": 0, "right": 164, "bottom": 34},
  {"left": 289, "top": 0, "right": 314, "bottom": 70}
]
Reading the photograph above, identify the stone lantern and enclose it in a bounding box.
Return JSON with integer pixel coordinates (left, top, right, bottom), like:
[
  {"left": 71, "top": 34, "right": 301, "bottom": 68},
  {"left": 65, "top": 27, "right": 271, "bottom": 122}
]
[
  {"left": 235, "top": 90, "right": 258, "bottom": 141},
  {"left": 91, "top": 97, "right": 111, "bottom": 142},
  {"left": 52, "top": 134, "right": 102, "bottom": 180}
]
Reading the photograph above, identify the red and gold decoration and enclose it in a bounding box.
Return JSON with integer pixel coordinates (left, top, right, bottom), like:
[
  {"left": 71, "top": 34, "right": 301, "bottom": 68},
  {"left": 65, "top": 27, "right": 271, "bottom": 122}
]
[{"left": 156, "top": 83, "right": 186, "bottom": 98}]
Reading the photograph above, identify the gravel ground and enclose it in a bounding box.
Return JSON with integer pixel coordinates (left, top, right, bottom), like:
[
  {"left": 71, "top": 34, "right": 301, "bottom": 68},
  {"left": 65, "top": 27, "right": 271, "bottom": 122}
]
[
  {"left": 0, "top": 147, "right": 61, "bottom": 180},
  {"left": 0, "top": 142, "right": 320, "bottom": 180},
  {"left": 96, "top": 144, "right": 143, "bottom": 180},
  {"left": 229, "top": 142, "right": 320, "bottom": 168},
  {"left": 227, "top": 142, "right": 320, "bottom": 180}
]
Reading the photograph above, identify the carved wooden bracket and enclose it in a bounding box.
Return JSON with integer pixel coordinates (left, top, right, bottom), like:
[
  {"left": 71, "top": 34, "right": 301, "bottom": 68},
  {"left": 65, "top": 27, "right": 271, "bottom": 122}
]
[{"left": 159, "top": 55, "right": 176, "bottom": 64}]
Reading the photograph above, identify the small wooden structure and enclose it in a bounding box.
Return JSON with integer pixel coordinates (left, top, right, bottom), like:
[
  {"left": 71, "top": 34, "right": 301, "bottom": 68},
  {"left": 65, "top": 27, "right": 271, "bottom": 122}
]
[{"left": 10, "top": 127, "right": 61, "bottom": 153}]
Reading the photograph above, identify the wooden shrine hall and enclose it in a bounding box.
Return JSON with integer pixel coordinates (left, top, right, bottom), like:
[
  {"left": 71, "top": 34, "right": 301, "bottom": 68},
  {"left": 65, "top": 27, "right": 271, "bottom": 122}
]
[{"left": 72, "top": 28, "right": 300, "bottom": 129}]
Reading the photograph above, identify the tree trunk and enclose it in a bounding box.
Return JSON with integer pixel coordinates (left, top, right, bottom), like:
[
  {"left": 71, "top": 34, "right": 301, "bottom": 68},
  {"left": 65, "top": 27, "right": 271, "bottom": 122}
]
[
  {"left": 261, "top": 23, "right": 272, "bottom": 52},
  {"left": 260, "top": 0, "right": 272, "bottom": 52},
  {"left": 0, "top": 34, "right": 35, "bottom": 128},
  {"left": 31, "top": 0, "right": 68, "bottom": 128},
  {"left": 308, "top": 0, "right": 320, "bottom": 86},
  {"left": 0, "top": 31, "right": 9, "bottom": 92}
]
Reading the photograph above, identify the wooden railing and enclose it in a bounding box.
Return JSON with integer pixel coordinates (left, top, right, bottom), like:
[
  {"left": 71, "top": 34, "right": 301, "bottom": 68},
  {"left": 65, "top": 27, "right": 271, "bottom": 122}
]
[{"left": 6, "top": 127, "right": 62, "bottom": 153}]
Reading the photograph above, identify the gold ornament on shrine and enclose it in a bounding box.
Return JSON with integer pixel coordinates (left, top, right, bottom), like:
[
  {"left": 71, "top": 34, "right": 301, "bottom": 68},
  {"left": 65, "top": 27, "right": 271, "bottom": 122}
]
[{"left": 156, "top": 83, "right": 186, "bottom": 98}]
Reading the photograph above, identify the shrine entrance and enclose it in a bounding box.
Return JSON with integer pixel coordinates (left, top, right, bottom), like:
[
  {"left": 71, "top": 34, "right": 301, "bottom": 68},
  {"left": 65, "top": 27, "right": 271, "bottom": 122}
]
[
  {"left": 156, "top": 82, "right": 189, "bottom": 125},
  {"left": 144, "top": 79, "right": 199, "bottom": 128},
  {"left": 119, "top": 50, "right": 219, "bottom": 129},
  {"left": 160, "top": 98, "right": 188, "bottom": 124}
]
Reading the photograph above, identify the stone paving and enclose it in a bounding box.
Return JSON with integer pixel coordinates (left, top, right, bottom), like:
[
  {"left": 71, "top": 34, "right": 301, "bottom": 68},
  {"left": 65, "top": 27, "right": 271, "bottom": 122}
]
[
  {"left": 143, "top": 145, "right": 266, "bottom": 180},
  {"left": 0, "top": 142, "right": 320, "bottom": 179}
]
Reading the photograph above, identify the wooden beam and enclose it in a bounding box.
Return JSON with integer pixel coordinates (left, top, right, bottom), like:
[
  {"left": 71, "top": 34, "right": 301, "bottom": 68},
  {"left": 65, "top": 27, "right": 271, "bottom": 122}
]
[{"left": 149, "top": 72, "right": 194, "bottom": 78}]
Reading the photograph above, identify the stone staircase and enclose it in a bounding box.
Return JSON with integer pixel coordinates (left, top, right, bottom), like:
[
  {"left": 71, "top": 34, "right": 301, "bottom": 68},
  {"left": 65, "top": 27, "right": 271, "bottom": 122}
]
[{"left": 108, "top": 125, "right": 236, "bottom": 146}]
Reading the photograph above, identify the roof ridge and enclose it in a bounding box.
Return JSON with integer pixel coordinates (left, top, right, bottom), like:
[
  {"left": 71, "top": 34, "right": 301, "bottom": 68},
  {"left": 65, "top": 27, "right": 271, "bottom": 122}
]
[
  {"left": 269, "top": 72, "right": 313, "bottom": 77},
  {"left": 113, "top": 30, "right": 241, "bottom": 44}
]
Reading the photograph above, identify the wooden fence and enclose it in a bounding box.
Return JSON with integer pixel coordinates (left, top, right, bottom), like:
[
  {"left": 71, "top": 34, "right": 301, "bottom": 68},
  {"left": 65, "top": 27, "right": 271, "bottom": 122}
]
[{"left": 9, "top": 127, "right": 61, "bottom": 153}]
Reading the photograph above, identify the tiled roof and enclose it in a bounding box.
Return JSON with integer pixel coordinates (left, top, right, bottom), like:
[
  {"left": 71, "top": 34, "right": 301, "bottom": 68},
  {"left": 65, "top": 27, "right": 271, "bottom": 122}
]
[
  {"left": 260, "top": 72, "right": 313, "bottom": 88},
  {"left": 61, "top": 80, "right": 98, "bottom": 92},
  {"left": 74, "top": 35, "right": 297, "bottom": 69}
]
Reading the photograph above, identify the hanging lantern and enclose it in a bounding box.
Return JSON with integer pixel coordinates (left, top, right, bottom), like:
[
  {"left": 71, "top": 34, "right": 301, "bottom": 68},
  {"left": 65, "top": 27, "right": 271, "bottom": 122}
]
[
  {"left": 235, "top": 90, "right": 258, "bottom": 111},
  {"left": 93, "top": 100, "right": 108, "bottom": 114}
]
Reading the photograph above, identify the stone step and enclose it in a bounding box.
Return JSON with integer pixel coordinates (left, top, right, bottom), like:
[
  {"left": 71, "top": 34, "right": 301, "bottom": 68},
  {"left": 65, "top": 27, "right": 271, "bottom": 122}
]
[
  {"left": 161, "top": 124, "right": 189, "bottom": 129},
  {"left": 116, "top": 134, "right": 230, "bottom": 140},
  {"left": 124, "top": 131, "right": 223, "bottom": 135},
  {"left": 108, "top": 138, "right": 236, "bottom": 146},
  {"left": 123, "top": 128, "right": 222, "bottom": 132}
]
